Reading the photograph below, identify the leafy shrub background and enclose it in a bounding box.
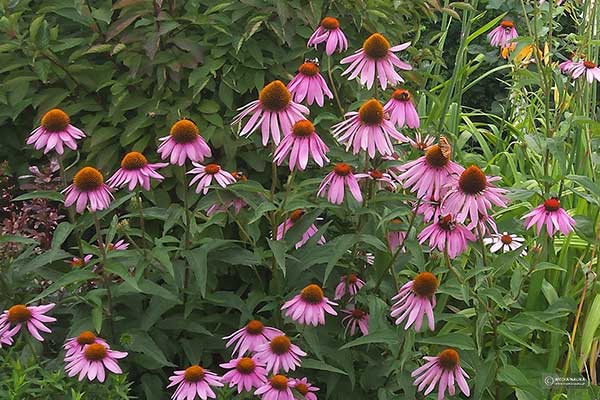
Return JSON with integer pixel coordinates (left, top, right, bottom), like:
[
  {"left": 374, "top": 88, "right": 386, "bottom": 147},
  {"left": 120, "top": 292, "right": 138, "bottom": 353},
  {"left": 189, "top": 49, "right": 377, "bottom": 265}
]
[{"left": 1, "top": 0, "right": 600, "bottom": 399}]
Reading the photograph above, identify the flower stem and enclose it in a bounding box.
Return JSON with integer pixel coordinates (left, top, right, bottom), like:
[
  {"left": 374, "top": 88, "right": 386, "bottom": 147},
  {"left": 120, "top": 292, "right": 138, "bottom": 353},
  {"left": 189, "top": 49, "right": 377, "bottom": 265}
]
[
  {"left": 137, "top": 190, "right": 148, "bottom": 252},
  {"left": 327, "top": 56, "right": 345, "bottom": 115},
  {"left": 93, "top": 212, "right": 115, "bottom": 341},
  {"left": 58, "top": 155, "right": 83, "bottom": 257}
]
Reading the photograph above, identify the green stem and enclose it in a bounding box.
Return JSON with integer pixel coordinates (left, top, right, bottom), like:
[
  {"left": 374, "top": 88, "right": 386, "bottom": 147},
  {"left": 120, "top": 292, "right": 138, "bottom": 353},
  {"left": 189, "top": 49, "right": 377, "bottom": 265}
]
[
  {"left": 58, "top": 155, "right": 83, "bottom": 257},
  {"left": 93, "top": 212, "right": 115, "bottom": 341},
  {"left": 327, "top": 56, "right": 344, "bottom": 115}
]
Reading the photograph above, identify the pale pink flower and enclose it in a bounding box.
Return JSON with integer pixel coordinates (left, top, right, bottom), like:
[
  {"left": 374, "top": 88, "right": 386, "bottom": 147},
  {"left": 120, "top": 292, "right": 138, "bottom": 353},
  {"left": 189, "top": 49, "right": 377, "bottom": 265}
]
[
  {"left": 223, "top": 320, "right": 284, "bottom": 357},
  {"left": 287, "top": 62, "right": 333, "bottom": 107},
  {"left": 207, "top": 198, "right": 247, "bottom": 216},
  {"left": 391, "top": 272, "right": 438, "bottom": 331},
  {"left": 387, "top": 221, "right": 407, "bottom": 253},
  {"left": 188, "top": 163, "right": 236, "bottom": 195},
  {"left": 0, "top": 326, "right": 15, "bottom": 348},
  {"left": 570, "top": 60, "right": 600, "bottom": 83},
  {"left": 484, "top": 232, "right": 527, "bottom": 255},
  {"left": 66, "top": 254, "right": 94, "bottom": 268},
  {"left": 220, "top": 356, "right": 267, "bottom": 394},
  {"left": 341, "top": 33, "right": 411, "bottom": 90},
  {"left": 522, "top": 197, "right": 575, "bottom": 236},
  {"left": 355, "top": 169, "right": 397, "bottom": 191},
  {"left": 397, "top": 143, "right": 463, "bottom": 200},
  {"left": 107, "top": 152, "right": 168, "bottom": 191},
  {"left": 341, "top": 307, "right": 369, "bottom": 336},
  {"left": 232, "top": 81, "right": 309, "bottom": 146},
  {"left": 64, "top": 341, "right": 127, "bottom": 382},
  {"left": 307, "top": 17, "right": 348, "bottom": 55},
  {"left": 255, "top": 375, "right": 296, "bottom": 400},
  {"left": 273, "top": 120, "right": 329, "bottom": 171},
  {"left": 408, "top": 132, "right": 435, "bottom": 152},
  {"left": 487, "top": 20, "right": 518, "bottom": 48},
  {"left": 157, "top": 119, "right": 212, "bottom": 166},
  {"left": 0, "top": 303, "right": 56, "bottom": 342},
  {"left": 167, "top": 365, "right": 223, "bottom": 400},
  {"left": 418, "top": 215, "right": 475, "bottom": 259},
  {"left": 332, "top": 99, "right": 407, "bottom": 158},
  {"left": 63, "top": 331, "right": 108, "bottom": 359},
  {"left": 291, "top": 377, "right": 319, "bottom": 400},
  {"left": 317, "top": 163, "right": 363, "bottom": 205},
  {"left": 442, "top": 165, "right": 508, "bottom": 229},
  {"left": 254, "top": 335, "right": 307, "bottom": 373},
  {"left": 107, "top": 239, "right": 129, "bottom": 251},
  {"left": 334, "top": 274, "right": 365, "bottom": 300},
  {"left": 275, "top": 209, "right": 325, "bottom": 249},
  {"left": 384, "top": 89, "right": 420, "bottom": 129},
  {"left": 63, "top": 167, "right": 113, "bottom": 214},
  {"left": 559, "top": 59, "right": 575, "bottom": 74},
  {"left": 27, "top": 108, "right": 85, "bottom": 154},
  {"left": 281, "top": 284, "right": 337, "bottom": 326},
  {"left": 415, "top": 197, "right": 442, "bottom": 223},
  {"left": 412, "top": 349, "right": 470, "bottom": 400}
]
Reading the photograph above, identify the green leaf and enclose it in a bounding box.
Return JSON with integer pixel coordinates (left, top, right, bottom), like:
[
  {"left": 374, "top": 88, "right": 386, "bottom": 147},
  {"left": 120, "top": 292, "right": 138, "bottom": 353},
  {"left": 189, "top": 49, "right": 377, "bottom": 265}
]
[
  {"left": 12, "top": 190, "right": 64, "bottom": 202},
  {"left": 126, "top": 331, "right": 176, "bottom": 367},
  {"left": 184, "top": 247, "right": 208, "bottom": 297},
  {"left": 339, "top": 330, "right": 398, "bottom": 349},
  {"left": 268, "top": 239, "right": 287, "bottom": 277},
  {"left": 417, "top": 333, "right": 476, "bottom": 350},
  {"left": 301, "top": 359, "right": 348, "bottom": 375},
  {"left": 579, "top": 294, "right": 600, "bottom": 369},
  {"left": 30, "top": 269, "right": 97, "bottom": 302},
  {"left": 51, "top": 222, "right": 74, "bottom": 250}
]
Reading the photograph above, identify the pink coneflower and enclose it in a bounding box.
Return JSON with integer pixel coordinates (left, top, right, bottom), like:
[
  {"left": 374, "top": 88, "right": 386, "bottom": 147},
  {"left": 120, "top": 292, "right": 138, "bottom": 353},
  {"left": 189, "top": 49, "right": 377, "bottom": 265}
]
[
  {"left": 66, "top": 254, "right": 93, "bottom": 268},
  {"left": 287, "top": 62, "right": 333, "bottom": 107},
  {"left": 107, "top": 239, "right": 128, "bottom": 251},
  {"left": 107, "top": 152, "right": 168, "bottom": 191},
  {"left": 317, "top": 163, "right": 363, "bottom": 205},
  {"left": 307, "top": 17, "right": 348, "bottom": 55},
  {"left": 332, "top": 99, "right": 407, "bottom": 158},
  {"left": 255, "top": 375, "right": 296, "bottom": 400},
  {"left": 334, "top": 273, "right": 365, "bottom": 300},
  {"left": 418, "top": 215, "right": 475, "bottom": 259},
  {"left": 275, "top": 209, "right": 325, "bottom": 249},
  {"left": 254, "top": 335, "right": 307, "bottom": 373},
  {"left": 388, "top": 219, "right": 407, "bottom": 252},
  {"left": 484, "top": 232, "right": 527, "bottom": 255},
  {"left": 223, "top": 320, "right": 284, "bottom": 357},
  {"left": 355, "top": 169, "right": 397, "bottom": 191},
  {"left": 341, "top": 307, "right": 369, "bottom": 336},
  {"left": 220, "top": 356, "right": 267, "bottom": 393},
  {"left": 64, "top": 341, "right": 127, "bottom": 382},
  {"left": 522, "top": 197, "right": 575, "bottom": 236},
  {"left": 158, "top": 119, "right": 212, "bottom": 166},
  {"left": 341, "top": 33, "right": 411, "bottom": 90},
  {"left": 167, "top": 365, "right": 223, "bottom": 400},
  {"left": 570, "top": 60, "right": 600, "bottom": 83},
  {"left": 63, "top": 331, "right": 108, "bottom": 359},
  {"left": 487, "top": 20, "right": 518, "bottom": 48},
  {"left": 384, "top": 89, "right": 420, "bottom": 129},
  {"left": 188, "top": 163, "right": 236, "bottom": 195},
  {"left": 232, "top": 81, "right": 309, "bottom": 146},
  {"left": 412, "top": 349, "right": 470, "bottom": 400},
  {"left": 27, "top": 108, "right": 85, "bottom": 154},
  {"left": 273, "top": 120, "right": 329, "bottom": 171},
  {"left": 397, "top": 143, "right": 463, "bottom": 200},
  {"left": 291, "top": 377, "right": 319, "bottom": 400},
  {"left": 281, "top": 284, "right": 338, "bottom": 326},
  {"left": 408, "top": 132, "right": 435, "bottom": 152},
  {"left": 0, "top": 303, "right": 56, "bottom": 342},
  {"left": 442, "top": 165, "right": 508, "bottom": 229},
  {"left": 63, "top": 167, "right": 113, "bottom": 214},
  {"left": 391, "top": 272, "right": 438, "bottom": 331}
]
